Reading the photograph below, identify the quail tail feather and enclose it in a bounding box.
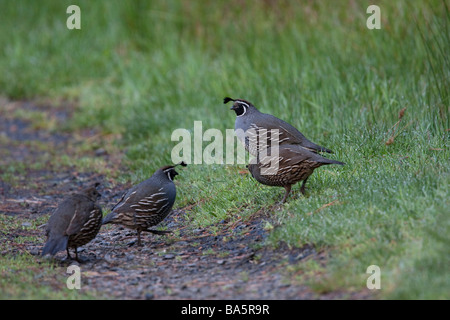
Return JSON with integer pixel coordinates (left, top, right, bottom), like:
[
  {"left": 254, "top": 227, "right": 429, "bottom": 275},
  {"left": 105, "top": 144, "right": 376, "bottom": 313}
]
[
  {"left": 102, "top": 212, "right": 116, "bottom": 225},
  {"left": 315, "top": 145, "right": 334, "bottom": 154},
  {"left": 323, "top": 159, "right": 345, "bottom": 166},
  {"left": 42, "top": 235, "right": 68, "bottom": 256}
]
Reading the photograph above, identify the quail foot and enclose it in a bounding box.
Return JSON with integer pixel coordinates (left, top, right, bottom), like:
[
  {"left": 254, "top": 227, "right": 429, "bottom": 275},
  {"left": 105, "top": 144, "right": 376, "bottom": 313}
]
[
  {"left": 42, "top": 183, "right": 103, "bottom": 261},
  {"left": 103, "top": 162, "right": 187, "bottom": 246},
  {"left": 224, "top": 97, "right": 333, "bottom": 155},
  {"left": 247, "top": 144, "right": 344, "bottom": 203}
]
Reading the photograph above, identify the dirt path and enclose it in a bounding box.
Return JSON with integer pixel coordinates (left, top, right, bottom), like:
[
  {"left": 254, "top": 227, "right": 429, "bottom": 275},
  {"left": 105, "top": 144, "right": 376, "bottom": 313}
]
[{"left": 0, "top": 99, "right": 370, "bottom": 299}]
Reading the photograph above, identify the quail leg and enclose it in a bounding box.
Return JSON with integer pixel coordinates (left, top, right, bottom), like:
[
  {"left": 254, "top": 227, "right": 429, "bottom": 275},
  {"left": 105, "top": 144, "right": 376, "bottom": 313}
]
[
  {"left": 74, "top": 247, "right": 80, "bottom": 262},
  {"left": 136, "top": 230, "right": 142, "bottom": 246},
  {"left": 300, "top": 177, "right": 309, "bottom": 195},
  {"left": 280, "top": 185, "right": 292, "bottom": 204},
  {"left": 66, "top": 248, "right": 72, "bottom": 260}
]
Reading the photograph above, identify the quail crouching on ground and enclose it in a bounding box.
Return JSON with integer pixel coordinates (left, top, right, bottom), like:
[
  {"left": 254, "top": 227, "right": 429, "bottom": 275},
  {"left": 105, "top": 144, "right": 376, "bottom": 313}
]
[
  {"left": 102, "top": 162, "right": 187, "bottom": 246},
  {"left": 247, "top": 145, "right": 344, "bottom": 203},
  {"left": 42, "top": 183, "right": 103, "bottom": 261},
  {"left": 224, "top": 97, "right": 333, "bottom": 155}
]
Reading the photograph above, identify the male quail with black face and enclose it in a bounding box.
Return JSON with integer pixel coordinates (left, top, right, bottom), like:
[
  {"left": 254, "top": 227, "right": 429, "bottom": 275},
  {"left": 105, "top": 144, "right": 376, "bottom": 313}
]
[
  {"left": 224, "top": 97, "right": 333, "bottom": 155},
  {"left": 247, "top": 144, "right": 344, "bottom": 203},
  {"left": 42, "top": 183, "right": 102, "bottom": 261},
  {"left": 102, "top": 162, "right": 186, "bottom": 246}
]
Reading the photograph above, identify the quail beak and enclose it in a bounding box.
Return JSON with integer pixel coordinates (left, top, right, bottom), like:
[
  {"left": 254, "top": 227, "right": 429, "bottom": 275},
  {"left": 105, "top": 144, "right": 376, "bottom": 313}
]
[{"left": 230, "top": 105, "right": 237, "bottom": 111}]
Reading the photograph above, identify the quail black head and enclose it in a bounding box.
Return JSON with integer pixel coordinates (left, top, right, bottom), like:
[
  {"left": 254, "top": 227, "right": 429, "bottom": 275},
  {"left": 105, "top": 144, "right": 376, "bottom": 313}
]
[
  {"left": 224, "top": 97, "right": 333, "bottom": 155},
  {"left": 42, "top": 183, "right": 102, "bottom": 261},
  {"left": 247, "top": 144, "right": 344, "bottom": 203},
  {"left": 102, "top": 162, "right": 187, "bottom": 246}
]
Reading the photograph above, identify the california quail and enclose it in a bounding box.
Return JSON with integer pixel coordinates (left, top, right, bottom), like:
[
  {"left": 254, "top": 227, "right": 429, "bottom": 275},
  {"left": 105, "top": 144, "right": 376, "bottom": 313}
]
[
  {"left": 247, "top": 144, "right": 344, "bottom": 203},
  {"left": 224, "top": 97, "right": 333, "bottom": 155},
  {"left": 42, "top": 183, "right": 102, "bottom": 261},
  {"left": 102, "top": 162, "right": 186, "bottom": 246}
]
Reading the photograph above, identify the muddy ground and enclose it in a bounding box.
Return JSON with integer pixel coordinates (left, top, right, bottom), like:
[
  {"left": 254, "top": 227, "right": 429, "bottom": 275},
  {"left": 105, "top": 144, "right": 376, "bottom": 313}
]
[{"left": 0, "top": 99, "right": 371, "bottom": 299}]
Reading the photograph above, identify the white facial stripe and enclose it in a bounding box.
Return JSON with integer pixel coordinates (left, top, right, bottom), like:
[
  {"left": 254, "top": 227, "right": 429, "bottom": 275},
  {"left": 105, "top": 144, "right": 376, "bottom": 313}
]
[
  {"left": 237, "top": 101, "right": 249, "bottom": 108},
  {"left": 237, "top": 108, "right": 246, "bottom": 117},
  {"left": 236, "top": 102, "right": 248, "bottom": 117}
]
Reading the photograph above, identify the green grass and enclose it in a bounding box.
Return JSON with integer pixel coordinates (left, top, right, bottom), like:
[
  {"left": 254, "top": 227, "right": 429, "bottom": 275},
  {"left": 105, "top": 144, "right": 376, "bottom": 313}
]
[
  {"left": 0, "top": 0, "right": 448, "bottom": 299},
  {"left": 0, "top": 254, "right": 101, "bottom": 299},
  {"left": 0, "top": 215, "right": 102, "bottom": 299}
]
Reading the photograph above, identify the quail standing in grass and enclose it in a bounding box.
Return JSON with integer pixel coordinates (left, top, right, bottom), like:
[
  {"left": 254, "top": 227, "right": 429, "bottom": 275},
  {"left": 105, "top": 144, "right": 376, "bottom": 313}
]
[
  {"left": 42, "top": 183, "right": 102, "bottom": 261},
  {"left": 224, "top": 97, "right": 333, "bottom": 155},
  {"left": 247, "top": 144, "right": 344, "bottom": 203},
  {"left": 102, "top": 162, "right": 186, "bottom": 246}
]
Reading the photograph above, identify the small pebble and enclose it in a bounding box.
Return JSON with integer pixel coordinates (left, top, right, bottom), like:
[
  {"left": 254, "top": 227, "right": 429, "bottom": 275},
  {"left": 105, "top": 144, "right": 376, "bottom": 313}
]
[
  {"left": 144, "top": 292, "right": 154, "bottom": 300},
  {"left": 95, "top": 148, "right": 108, "bottom": 157},
  {"left": 29, "top": 248, "right": 40, "bottom": 256}
]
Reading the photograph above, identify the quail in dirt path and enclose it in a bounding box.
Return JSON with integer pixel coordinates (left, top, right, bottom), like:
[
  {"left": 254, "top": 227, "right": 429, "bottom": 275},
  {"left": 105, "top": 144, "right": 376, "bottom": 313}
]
[
  {"left": 42, "top": 183, "right": 102, "bottom": 261},
  {"left": 247, "top": 144, "right": 344, "bottom": 203},
  {"left": 224, "top": 97, "right": 333, "bottom": 155},
  {"left": 102, "top": 162, "right": 187, "bottom": 246}
]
